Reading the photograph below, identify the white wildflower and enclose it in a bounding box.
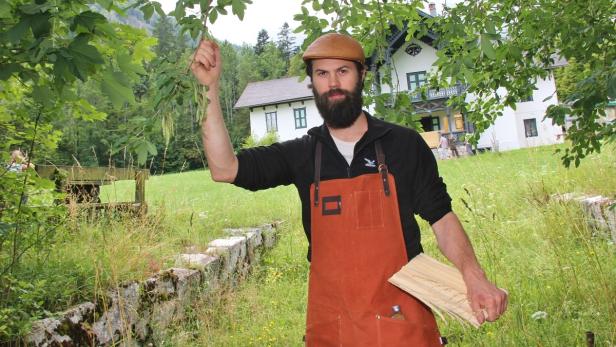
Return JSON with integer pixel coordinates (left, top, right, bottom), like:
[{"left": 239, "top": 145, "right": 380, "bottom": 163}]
[{"left": 531, "top": 311, "right": 548, "bottom": 320}]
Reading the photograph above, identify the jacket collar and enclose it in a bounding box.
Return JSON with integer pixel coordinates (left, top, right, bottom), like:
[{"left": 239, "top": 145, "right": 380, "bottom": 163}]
[{"left": 307, "top": 112, "right": 392, "bottom": 151}]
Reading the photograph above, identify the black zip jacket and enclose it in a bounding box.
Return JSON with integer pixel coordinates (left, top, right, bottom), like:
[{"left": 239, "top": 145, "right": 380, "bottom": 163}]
[{"left": 233, "top": 113, "right": 452, "bottom": 261}]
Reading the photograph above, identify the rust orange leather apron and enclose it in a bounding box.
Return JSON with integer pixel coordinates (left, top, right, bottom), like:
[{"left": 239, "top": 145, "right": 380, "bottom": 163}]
[{"left": 305, "top": 140, "right": 443, "bottom": 347}]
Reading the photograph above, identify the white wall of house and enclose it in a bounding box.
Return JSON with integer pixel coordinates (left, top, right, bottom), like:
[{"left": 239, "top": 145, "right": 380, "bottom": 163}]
[
  {"left": 475, "top": 74, "right": 564, "bottom": 150},
  {"left": 249, "top": 100, "right": 321, "bottom": 142}
]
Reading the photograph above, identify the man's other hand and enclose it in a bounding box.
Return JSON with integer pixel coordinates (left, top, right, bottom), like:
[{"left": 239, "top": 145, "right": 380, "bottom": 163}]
[{"left": 464, "top": 272, "right": 508, "bottom": 324}]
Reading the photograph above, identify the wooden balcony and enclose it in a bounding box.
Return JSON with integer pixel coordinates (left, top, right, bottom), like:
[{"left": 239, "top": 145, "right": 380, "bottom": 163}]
[{"left": 410, "top": 84, "right": 467, "bottom": 102}]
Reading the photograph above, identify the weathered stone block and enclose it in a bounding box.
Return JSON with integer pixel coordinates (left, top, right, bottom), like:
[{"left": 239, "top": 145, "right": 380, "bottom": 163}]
[
  {"left": 207, "top": 236, "right": 248, "bottom": 284},
  {"left": 91, "top": 282, "right": 140, "bottom": 345},
  {"left": 27, "top": 301, "right": 98, "bottom": 346},
  {"left": 261, "top": 224, "right": 278, "bottom": 248},
  {"left": 556, "top": 193, "right": 616, "bottom": 244},
  {"left": 27, "top": 318, "right": 68, "bottom": 346},
  {"left": 176, "top": 253, "right": 217, "bottom": 270}
]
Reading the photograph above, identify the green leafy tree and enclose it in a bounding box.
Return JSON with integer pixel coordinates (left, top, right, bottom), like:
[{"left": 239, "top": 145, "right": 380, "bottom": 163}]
[
  {"left": 254, "top": 28, "right": 270, "bottom": 55},
  {"left": 295, "top": 0, "right": 616, "bottom": 167},
  {"left": 152, "top": 15, "right": 178, "bottom": 58},
  {"left": 0, "top": 0, "right": 252, "bottom": 339},
  {"left": 277, "top": 22, "right": 296, "bottom": 70},
  {"left": 287, "top": 51, "right": 306, "bottom": 77},
  {"left": 553, "top": 58, "right": 591, "bottom": 104},
  {"left": 256, "top": 42, "right": 286, "bottom": 80}
]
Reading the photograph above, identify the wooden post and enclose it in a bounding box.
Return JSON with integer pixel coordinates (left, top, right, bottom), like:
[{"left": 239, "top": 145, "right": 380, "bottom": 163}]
[
  {"left": 586, "top": 331, "right": 595, "bottom": 347},
  {"left": 135, "top": 170, "right": 146, "bottom": 209}
]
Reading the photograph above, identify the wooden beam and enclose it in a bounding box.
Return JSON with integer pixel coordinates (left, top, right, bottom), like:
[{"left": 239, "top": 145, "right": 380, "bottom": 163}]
[{"left": 135, "top": 170, "right": 146, "bottom": 204}]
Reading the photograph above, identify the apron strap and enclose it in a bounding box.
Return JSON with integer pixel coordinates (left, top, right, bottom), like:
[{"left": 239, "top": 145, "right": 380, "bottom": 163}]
[
  {"left": 313, "top": 141, "right": 322, "bottom": 206},
  {"left": 375, "top": 140, "right": 391, "bottom": 196},
  {"left": 314, "top": 140, "right": 390, "bottom": 203}
]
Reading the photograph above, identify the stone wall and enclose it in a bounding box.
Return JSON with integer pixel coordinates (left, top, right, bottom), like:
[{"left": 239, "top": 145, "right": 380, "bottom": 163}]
[
  {"left": 26, "top": 223, "right": 279, "bottom": 346},
  {"left": 553, "top": 193, "right": 616, "bottom": 243}
]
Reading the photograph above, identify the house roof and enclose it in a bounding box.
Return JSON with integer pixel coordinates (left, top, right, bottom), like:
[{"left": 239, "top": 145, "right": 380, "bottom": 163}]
[
  {"left": 369, "top": 11, "right": 437, "bottom": 69},
  {"left": 234, "top": 76, "right": 313, "bottom": 109}
]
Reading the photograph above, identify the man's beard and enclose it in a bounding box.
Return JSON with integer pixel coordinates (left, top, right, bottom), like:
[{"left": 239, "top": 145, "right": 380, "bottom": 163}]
[{"left": 313, "top": 80, "right": 363, "bottom": 129}]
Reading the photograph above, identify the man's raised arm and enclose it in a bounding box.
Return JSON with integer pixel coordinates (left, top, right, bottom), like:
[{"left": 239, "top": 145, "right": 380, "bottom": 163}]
[{"left": 191, "top": 40, "right": 238, "bottom": 183}]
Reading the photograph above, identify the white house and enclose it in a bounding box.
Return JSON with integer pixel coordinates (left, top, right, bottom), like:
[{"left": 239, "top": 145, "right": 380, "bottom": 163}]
[
  {"left": 378, "top": 18, "right": 565, "bottom": 151},
  {"left": 235, "top": 14, "right": 565, "bottom": 150},
  {"left": 234, "top": 77, "right": 321, "bottom": 142}
]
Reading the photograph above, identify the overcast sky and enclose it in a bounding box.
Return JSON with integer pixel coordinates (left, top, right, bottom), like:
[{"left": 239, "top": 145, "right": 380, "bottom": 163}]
[{"left": 158, "top": 0, "right": 458, "bottom": 46}]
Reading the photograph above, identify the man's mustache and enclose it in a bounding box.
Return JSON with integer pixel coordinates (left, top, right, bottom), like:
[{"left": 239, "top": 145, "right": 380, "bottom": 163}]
[{"left": 323, "top": 88, "right": 349, "bottom": 98}]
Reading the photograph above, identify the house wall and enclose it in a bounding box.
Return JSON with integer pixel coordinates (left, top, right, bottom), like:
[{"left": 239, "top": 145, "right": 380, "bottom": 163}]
[
  {"left": 476, "top": 74, "right": 564, "bottom": 150},
  {"left": 249, "top": 100, "right": 321, "bottom": 142}
]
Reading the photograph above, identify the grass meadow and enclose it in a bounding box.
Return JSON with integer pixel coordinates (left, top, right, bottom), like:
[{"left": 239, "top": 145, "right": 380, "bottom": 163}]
[
  {"left": 148, "top": 144, "right": 616, "bottom": 346},
  {"left": 8, "top": 143, "right": 614, "bottom": 345}
]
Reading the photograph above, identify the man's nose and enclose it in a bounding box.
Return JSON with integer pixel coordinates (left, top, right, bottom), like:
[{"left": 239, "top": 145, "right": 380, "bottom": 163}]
[{"left": 328, "top": 74, "right": 340, "bottom": 89}]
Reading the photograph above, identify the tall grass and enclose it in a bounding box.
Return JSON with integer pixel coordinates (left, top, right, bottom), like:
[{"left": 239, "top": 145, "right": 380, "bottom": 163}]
[
  {"left": 4, "top": 143, "right": 613, "bottom": 345},
  {"left": 160, "top": 144, "right": 615, "bottom": 346}
]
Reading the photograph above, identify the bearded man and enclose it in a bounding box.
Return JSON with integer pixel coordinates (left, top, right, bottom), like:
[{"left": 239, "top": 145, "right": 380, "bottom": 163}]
[{"left": 191, "top": 33, "right": 507, "bottom": 346}]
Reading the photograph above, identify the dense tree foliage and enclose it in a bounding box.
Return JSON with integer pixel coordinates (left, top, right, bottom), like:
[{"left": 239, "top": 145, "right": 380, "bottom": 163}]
[{"left": 295, "top": 0, "right": 615, "bottom": 167}]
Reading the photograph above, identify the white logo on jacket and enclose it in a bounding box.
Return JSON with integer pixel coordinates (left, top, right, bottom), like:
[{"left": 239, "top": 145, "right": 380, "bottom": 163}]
[{"left": 364, "top": 158, "right": 376, "bottom": 168}]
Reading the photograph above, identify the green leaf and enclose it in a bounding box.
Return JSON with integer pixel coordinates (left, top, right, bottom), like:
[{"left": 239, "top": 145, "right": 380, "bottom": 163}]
[
  {"left": 209, "top": 9, "right": 218, "bottom": 24},
  {"left": 75, "top": 99, "right": 107, "bottom": 121},
  {"left": 480, "top": 34, "right": 496, "bottom": 60},
  {"left": 153, "top": 2, "right": 166, "bottom": 17},
  {"left": 70, "top": 11, "right": 107, "bottom": 33},
  {"left": 96, "top": 0, "right": 114, "bottom": 10},
  {"left": 141, "top": 3, "right": 154, "bottom": 20},
  {"left": 32, "top": 84, "right": 54, "bottom": 108},
  {"left": 6, "top": 19, "right": 30, "bottom": 43},
  {"left": 508, "top": 45, "right": 522, "bottom": 60},
  {"left": 100, "top": 71, "right": 135, "bottom": 108},
  {"left": 135, "top": 141, "right": 149, "bottom": 165},
  {"left": 68, "top": 35, "right": 105, "bottom": 65},
  {"left": 0, "top": 1, "right": 11, "bottom": 18},
  {"left": 231, "top": 0, "right": 246, "bottom": 20},
  {"left": 117, "top": 52, "right": 146, "bottom": 76},
  {"left": 0, "top": 63, "right": 20, "bottom": 80},
  {"left": 30, "top": 12, "right": 52, "bottom": 38},
  {"left": 19, "top": 2, "right": 53, "bottom": 15},
  {"left": 146, "top": 141, "right": 157, "bottom": 155}
]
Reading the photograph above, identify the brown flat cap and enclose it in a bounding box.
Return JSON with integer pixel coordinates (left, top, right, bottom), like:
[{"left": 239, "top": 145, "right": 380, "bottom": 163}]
[{"left": 302, "top": 33, "right": 365, "bottom": 64}]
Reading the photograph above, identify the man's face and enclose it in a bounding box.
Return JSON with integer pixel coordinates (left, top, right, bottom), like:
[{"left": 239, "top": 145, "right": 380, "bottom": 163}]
[{"left": 310, "top": 59, "right": 364, "bottom": 129}]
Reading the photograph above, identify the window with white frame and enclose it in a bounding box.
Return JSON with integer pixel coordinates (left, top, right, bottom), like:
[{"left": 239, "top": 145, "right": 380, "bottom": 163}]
[
  {"left": 407, "top": 71, "right": 427, "bottom": 92},
  {"left": 294, "top": 107, "right": 307, "bottom": 129},
  {"left": 265, "top": 111, "right": 278, "bottom": 132},
  {"left": 524, "top": 118, "right": 538, "bottom": 137}
]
